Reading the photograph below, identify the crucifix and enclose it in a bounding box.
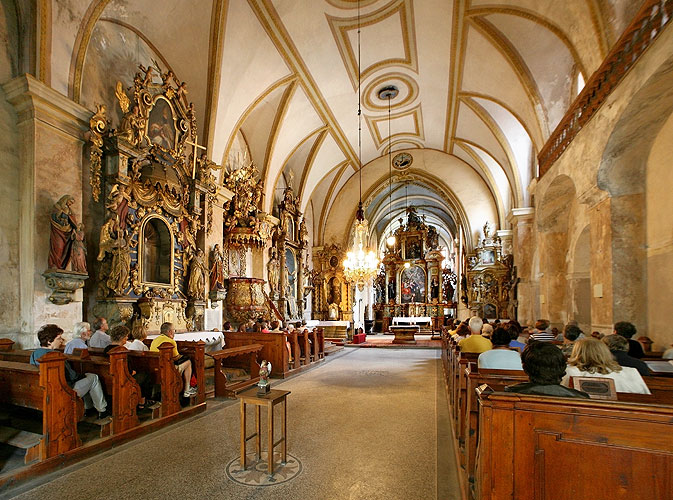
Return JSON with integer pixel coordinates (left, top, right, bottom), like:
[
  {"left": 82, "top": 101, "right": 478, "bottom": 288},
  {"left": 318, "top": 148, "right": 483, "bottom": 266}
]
[{"left": 185, "top": 135, "right": 207, "bottom": 179}]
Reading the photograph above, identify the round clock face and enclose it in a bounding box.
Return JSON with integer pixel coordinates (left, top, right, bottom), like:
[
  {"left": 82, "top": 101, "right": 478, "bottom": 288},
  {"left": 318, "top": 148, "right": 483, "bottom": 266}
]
[{"left": 392, "top": 152, "right": 413, "bottom": 170}]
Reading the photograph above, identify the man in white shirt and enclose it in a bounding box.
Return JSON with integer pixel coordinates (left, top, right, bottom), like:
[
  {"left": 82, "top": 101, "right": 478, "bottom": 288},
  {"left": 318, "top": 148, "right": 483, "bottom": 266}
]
[
  {"left": 64, "top": 322, "right": 92, "bottom": 354},
  {"left": 89, "top": 317, "right": 111, "bottom": 348}
]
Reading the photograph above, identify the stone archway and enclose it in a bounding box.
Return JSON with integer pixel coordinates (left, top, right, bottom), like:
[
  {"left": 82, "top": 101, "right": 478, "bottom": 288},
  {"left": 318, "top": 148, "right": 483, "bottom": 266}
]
[
  {"left": 537, "top": 174, "right": 576, "bottom": 326},
  {"left": 597, "top": 51, "right": 673, "bottom": 335},
  {"left": 569, "top": 226, "right": 591, "bottom": 333}
]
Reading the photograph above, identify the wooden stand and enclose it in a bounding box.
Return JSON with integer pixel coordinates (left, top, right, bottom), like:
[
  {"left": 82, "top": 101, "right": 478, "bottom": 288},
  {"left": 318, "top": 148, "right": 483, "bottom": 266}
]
[{"left": 237, "top": 388, "right": 290, "bottom": 475}]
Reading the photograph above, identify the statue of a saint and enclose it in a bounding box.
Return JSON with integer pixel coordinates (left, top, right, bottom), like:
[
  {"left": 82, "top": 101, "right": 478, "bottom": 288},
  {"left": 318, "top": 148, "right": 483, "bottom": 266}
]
[
  {"left": 299, "top": 217, "right": 308, "bottom": 246},
  {"left": 328, "top": 303, "right": 339, "bottom": 320},
  {"left": 431, "top": 277, "right": 439, "bottom": 300},
  {"left": 48, "top": 195, "right": 77, "bottom": 270},
  {"left": 426, "top": 225, "right": 439, "bottom": 250},
  {"left": 209, "top": 244, "right": 225, "bottom": 291},
  {"left": 107, "top": 237, "right": 131, "bottom": 295},
  {"left": 188, "top": 249, "right": 207, "bottom": 300},
  {"left": 267, "top": 248, "right": 280, "bottom": 296},
  {"left": 70, "top": 223, "right": 88, "bottom": 273},
  {"left": 258, "top": 360, "right": 272, "bottom": 394},
  {"left": 483, "top": 221, "right": 493, "bottom": 239}
]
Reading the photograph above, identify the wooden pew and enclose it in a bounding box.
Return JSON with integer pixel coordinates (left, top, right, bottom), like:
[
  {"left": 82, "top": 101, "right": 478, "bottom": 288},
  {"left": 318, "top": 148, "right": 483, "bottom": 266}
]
[
  {"left": 126, "top": 344, "right": 183, "bottom": 417},
  {"left": 173, "top": 340, "right": 206, "bottom": 404},
  {"left": 0, "top": 353, "right": 82, "bottom": 463},
  {"left": 475, "top": 391, "right": 673, "bottom": 500},
  {"left": 208, "top": 344, "right": 263, "bottom": 398},
  {"left": 315, "top": 328, "right": 325, "bottom": 360},
  {"left": 223, "top": 331, "right": 294, "bottom": 378},
  {"left": 462, "top": 366, "right": 527, "bottom": 485},
  {"left": 297, "top": 329, "right": 311, "bottom": 366},
  {"left": 0, "top": 344, "right": 142, "bottom": 435},
  {"left": 454, "top": 351, "right": 479, "bottom": 429}
]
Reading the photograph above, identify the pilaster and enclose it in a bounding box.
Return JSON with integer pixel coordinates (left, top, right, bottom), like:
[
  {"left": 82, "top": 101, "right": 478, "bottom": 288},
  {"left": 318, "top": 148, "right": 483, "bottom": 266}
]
[{"left": 2, "top": 74, "right": 91, "bottom": 346}]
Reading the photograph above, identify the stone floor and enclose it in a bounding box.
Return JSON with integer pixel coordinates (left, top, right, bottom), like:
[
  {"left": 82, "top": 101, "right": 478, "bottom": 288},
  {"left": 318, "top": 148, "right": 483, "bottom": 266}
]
[{"left": 5, "top": 349, "right": 460, "bottom": 500}]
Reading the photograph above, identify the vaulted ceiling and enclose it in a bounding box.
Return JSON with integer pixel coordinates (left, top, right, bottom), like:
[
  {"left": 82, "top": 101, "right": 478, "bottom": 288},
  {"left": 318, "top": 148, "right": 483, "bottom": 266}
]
[{"left": 54, "top": 0, "right": 640, "bottom": 248}]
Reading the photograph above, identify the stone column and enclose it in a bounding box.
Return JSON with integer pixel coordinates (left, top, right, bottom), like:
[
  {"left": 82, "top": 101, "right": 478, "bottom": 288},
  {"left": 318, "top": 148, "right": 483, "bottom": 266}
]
[
  {"left": 507, "top": 208, "right": 535, "bottom": 326},
  {"left": 3, "top": 75, "right": 91, "bottom": 347}
]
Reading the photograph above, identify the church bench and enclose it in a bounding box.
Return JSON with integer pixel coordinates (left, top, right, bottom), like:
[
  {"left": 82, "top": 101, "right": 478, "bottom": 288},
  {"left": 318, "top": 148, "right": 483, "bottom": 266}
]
[
  {"left": 296, "top": 330, "right": 311, "bottom": 366},
  {"left": 475, "top": 391, "right": 673, "bottom": 500},
  {"left": 0, "top": 346, "right": 143, "bottom": 435},
  {"left": 124, "top": 344, "right": 184, "bottom": 417},
  {"left": 315, "top": 328, "right": 325, "bottom": 360},
  {"left": 462, "top": 366, "right": 528, "bottom": 485},
  {"left": 0, "top": 353, "right": 82, "bottom": 463},
  {"left": 207, "top": 344, "right": 262, "bottom": 398},
  {"left": 78, "top": 342, "right": 206, "bottom": 413},
  {"left": 223, "top": 331, "right": 294, "bottom": 378},
  {"left": 172, "top": 341, "right": 206, "bottom": 404},
  {"left": 454, "top": 352, "right": 479, "bottom": 428}
]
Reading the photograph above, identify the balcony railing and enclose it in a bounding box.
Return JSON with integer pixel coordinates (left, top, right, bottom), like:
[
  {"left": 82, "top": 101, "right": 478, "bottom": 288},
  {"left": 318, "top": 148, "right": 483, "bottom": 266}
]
[{"left": 538, "top": 0, "right": 672, "bottom": 177}]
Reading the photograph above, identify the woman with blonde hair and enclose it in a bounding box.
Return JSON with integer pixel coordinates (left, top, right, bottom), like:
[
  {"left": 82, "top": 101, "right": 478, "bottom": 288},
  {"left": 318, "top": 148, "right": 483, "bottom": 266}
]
[{"left": 561, "top": 337, "right": 650, "bottom": 394}]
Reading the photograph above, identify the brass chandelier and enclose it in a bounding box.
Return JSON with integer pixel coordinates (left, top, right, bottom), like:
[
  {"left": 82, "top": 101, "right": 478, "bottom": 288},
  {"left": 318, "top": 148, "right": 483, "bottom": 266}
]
[{"left": 343, "top": 0, "right": 379, "bottom": 290}]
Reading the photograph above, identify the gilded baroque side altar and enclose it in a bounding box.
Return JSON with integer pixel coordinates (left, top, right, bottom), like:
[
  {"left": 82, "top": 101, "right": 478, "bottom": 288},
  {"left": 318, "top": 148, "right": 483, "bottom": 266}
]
[{"left": 88, "top": 65, "right": 222, "bottom": 332}]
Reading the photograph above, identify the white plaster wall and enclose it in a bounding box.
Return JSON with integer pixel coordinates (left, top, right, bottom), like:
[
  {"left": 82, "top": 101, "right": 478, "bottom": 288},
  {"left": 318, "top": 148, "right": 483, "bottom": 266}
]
[
  {"left": 646, "top": 112, "right": 673, "bottom": 351},
  {"left": 321, "top": 149, "right": 498, "bottom": 251}
]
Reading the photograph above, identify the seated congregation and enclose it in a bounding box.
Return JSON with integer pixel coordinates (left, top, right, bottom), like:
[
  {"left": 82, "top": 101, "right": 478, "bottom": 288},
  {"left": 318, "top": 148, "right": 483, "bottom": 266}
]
[
  {"left": 442, "top": 316, "right": 673, "bottom": 499},
  {"left": 0, "top": 315, "right": 325, "bottom": 489}
]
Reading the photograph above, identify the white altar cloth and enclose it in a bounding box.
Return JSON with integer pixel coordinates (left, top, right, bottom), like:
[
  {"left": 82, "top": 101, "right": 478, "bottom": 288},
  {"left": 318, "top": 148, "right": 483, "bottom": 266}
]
[
  {"left": 305, "top": 320, "right": 351, "bottom": 328},
  {"left": 147, "top": 331, "right": 224, "bottom": 351},
  {"left": 392, "top": 316, "right": 432, "bottom": 326}
]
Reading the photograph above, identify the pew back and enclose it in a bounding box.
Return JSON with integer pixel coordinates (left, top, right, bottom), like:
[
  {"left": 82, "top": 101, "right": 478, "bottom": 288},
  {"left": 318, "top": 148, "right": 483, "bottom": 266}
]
[
  {"left": 476, "top": 392, "right": 673, "bottom": 500},
  {"left": 0, "top": 353, "right": 82, "bottom": 460}
]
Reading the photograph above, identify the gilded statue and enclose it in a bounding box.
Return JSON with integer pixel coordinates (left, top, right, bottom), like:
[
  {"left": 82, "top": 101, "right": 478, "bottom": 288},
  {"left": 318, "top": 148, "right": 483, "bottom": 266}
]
[
  {"left": 115, "top": 82, "right": 147, "bottom": 147},
  {"left": 299, "top": 217, "right": 308, "bottom": 246},
  {"left": 267, "top": 248, "right": 280, "bottom": 296},
  {"left": 188, "top": 248, "right": 207, "bottom": 300},
  {"left": 107, "top": 237, "right": 131, "bottom": 295},
  {"left": 97, "top": 209, "right": 131, "bottom": 295},
  {"left": 209, "top": 244, "right": 225, "bottom": 291},
  {"left": 48, "top": 195, "right": 77, "bottom": 270}
]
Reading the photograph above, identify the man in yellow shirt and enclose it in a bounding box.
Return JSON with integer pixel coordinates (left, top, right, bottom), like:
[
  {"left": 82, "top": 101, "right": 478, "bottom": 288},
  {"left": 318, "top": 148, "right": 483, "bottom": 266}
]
[
  {"left": 458, "top": 317, "right": 493, "bottom": 353},
  {"left": 150, "top": 322, "right": 196, "bottom": 398}
]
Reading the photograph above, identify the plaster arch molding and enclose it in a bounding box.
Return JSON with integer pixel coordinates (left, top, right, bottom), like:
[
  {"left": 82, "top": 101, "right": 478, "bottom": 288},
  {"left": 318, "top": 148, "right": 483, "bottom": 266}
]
[{"left": 320, "top": 149, "right": 498, "bottom": 250}]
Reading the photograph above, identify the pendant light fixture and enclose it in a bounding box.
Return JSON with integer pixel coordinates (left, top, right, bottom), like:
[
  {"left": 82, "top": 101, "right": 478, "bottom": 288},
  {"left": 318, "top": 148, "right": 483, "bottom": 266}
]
[
  {"left": 343, "top": 0, "right": 379, "bottom": 290},
  {"left": 379, "top": 85, "right": 398, "bottom": 248}
]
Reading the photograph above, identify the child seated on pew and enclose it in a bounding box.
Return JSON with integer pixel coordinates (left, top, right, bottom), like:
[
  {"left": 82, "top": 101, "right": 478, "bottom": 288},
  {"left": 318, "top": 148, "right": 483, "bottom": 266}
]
[
  {"left": 30, "top": 324, "right": 110, "bottom": 419},
  {"left": 150, "top": 322, "right": 197, "bottom": 398}
]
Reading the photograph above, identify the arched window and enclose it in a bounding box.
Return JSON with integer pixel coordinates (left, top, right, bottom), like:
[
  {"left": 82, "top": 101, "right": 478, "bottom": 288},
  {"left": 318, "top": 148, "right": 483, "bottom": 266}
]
[{"left": 141, "top": 216, "right": 172, "bottom": 284}]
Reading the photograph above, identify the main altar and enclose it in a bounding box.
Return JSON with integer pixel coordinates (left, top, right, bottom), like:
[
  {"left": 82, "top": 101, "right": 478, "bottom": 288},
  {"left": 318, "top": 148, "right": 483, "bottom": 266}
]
[{"left": 374, "top": 207, "right": 456, "bottom": 333}]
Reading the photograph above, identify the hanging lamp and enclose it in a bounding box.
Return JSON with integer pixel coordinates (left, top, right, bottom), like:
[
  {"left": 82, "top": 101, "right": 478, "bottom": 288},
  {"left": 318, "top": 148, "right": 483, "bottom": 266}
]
[
  {"left": 379, "top": 85, "right": 398, "bottom": 248},
  {"left": 343, "top": 1, "right": 379, "bottom": 290}
]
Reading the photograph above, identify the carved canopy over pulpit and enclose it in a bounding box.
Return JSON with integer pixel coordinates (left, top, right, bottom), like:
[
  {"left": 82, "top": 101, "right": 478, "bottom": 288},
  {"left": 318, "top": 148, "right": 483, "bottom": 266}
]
[{"left": 88, "top": 65, "right": 220, "bottom": 332}]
